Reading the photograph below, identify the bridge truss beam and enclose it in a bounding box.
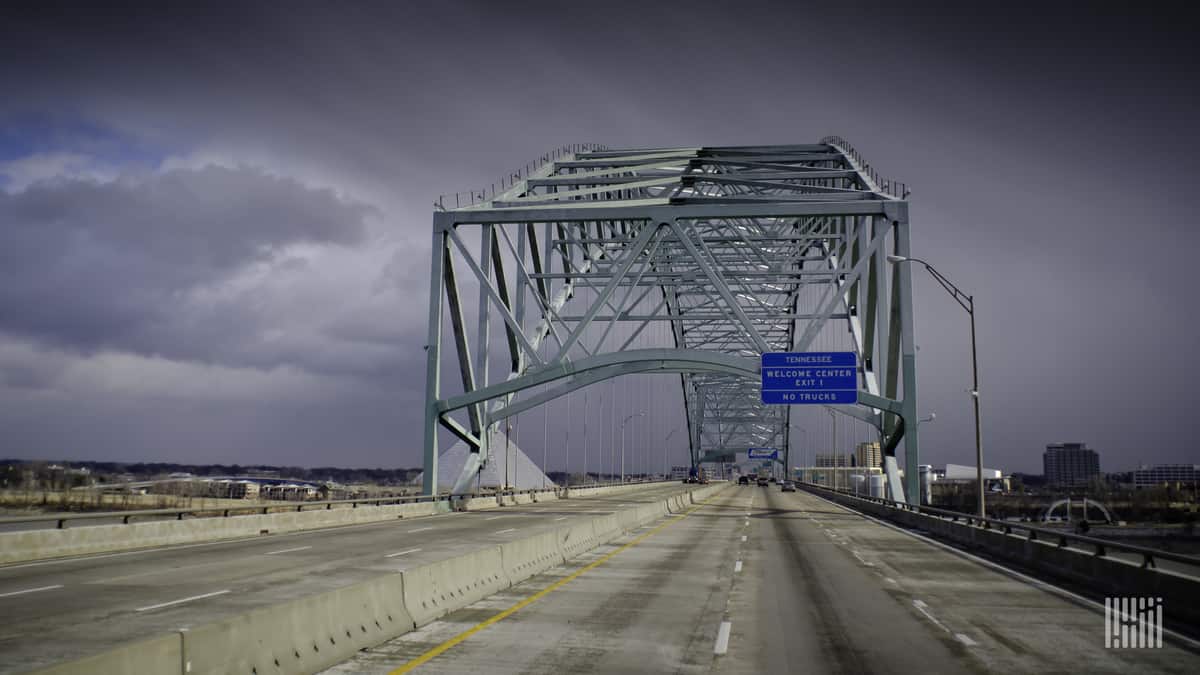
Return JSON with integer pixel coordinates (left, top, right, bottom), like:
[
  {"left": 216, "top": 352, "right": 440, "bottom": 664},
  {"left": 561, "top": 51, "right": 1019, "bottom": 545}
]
[{"left": 421, "top": 140, "right": 921, "bottom": 500}]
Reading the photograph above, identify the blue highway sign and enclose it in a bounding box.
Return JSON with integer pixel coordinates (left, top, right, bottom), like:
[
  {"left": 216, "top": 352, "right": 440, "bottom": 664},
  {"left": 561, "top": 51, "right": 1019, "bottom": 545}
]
[
  {"left": 747, "top": 447, "right": 779, "bottom": 460},
  {"left": 761, "top": 351, "right": 858, "bottom": 405}
]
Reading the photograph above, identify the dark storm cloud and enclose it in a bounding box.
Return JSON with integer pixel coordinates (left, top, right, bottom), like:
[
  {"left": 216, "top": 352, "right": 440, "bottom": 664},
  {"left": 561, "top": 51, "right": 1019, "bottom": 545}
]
[
  {"left": 0, "top": 1, "right": 1196, "bottom": 470},
  {"left": 0, "top": 165, "right": 372, "bottom": 369}
]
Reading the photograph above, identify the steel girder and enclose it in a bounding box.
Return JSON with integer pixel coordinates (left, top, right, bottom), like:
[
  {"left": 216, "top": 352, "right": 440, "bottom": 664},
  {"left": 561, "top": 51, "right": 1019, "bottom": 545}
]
[{"left": 421, "top": 140, "right": 921, "bottom": 501}]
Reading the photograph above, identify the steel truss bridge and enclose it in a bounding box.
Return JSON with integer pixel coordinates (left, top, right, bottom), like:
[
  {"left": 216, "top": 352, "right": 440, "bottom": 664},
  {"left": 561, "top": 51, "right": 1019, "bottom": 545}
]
[{"left": 421, "top": 138, "right": 921, "bottom": 501}]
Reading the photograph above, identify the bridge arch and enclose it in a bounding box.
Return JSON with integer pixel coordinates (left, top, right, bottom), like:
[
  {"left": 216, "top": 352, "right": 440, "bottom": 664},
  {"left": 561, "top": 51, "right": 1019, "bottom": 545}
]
[{"left": 1042, "top": 498, "right": 1114, "bottom": 524}]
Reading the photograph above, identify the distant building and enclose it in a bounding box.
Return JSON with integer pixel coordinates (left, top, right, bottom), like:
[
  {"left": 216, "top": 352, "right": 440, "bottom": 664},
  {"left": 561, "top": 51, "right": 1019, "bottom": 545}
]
[
  {"left": 855, "top": 442, "right": 881, "bottom": 469},
  {"left": 814, "top": 453, "right": 851, "bottom": 467},
  {"left": 1043, "top": 443, "right": 1100, "bottom": 487},
  {"left": 1133, "top": 464, "right": 1200, "bottom": 488},
  {"left": 943, "top": 463, "right": 1003, "bottom": 481},
  {"left": 228, "top": 480, "right": 260, "bottom": 500}
]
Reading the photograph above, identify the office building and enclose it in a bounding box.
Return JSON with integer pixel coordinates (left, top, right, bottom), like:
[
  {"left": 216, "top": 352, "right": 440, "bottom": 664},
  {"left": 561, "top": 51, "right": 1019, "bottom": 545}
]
[
  {"left": 1133, "top": 464, "right": 1200, "bottom": 488},
  {"left": 1043, "top": 443, "right": 1100, "bottom": 487},
  {"left": 855, "top": 442, "right": 881, "bottom": 469},
  {"left": 814, "top": 452, "right": 851, "bottom": 467}
]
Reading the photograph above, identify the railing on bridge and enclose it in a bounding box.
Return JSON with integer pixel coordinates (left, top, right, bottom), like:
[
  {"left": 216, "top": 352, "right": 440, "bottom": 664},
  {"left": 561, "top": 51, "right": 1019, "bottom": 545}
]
[
  {"left": 435, "top": 142, "right": 609, "bottom": 210},
  {"left": 822, "top": 135, "right": 910, "bottom": 199},
  {"left": 798, "top": 480, "right": 1200, "bottom": 575},
  {"left": 0, "top": 478, "right": 673, "bottom": 531}
]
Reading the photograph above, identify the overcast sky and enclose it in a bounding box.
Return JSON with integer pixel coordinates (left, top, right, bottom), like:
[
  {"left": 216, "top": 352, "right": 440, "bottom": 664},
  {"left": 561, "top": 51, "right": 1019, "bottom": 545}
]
[{"left": 0, "top": 1, "right": 1196, "bottom": 473}]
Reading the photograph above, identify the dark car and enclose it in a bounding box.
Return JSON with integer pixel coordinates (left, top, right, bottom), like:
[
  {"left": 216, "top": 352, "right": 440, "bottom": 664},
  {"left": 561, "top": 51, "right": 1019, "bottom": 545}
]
[{"left": 738, "top": 475, "right": 750, "bottom": 485}]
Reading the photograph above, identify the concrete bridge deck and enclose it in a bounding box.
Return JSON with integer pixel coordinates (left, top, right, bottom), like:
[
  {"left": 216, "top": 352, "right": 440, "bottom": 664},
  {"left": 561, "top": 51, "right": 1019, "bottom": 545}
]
[
  {"left": 326, "top": 486, "right": 1199, "bottom": 674},
  {"left": 0, "top": 483, "right": 691, "bottom": 674}
]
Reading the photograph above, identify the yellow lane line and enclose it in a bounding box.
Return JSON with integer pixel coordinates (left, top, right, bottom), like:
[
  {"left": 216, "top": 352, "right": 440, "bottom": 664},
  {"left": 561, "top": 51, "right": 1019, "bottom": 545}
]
[{"left": 388, "top": 498, "right": 716, "bottom": 674}]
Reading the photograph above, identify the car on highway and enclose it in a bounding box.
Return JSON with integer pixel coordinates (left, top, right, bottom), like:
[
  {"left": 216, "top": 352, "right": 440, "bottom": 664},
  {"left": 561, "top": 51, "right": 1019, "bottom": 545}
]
[
  {"left": 737, "top": 475, "right": 750, "bottom": 485},
  {"left": 756, "top": 477, "right": 769, "bottom": 487},
  {"left": 781, "top": 480, "right": 796, "bottom": 492}
]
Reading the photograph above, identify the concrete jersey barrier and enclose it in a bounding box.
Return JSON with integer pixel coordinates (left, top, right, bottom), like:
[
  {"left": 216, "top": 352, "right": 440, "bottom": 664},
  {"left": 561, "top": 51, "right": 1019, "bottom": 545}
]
[
  {"left": 501, "top": 529, "right": 566, "bottom": 584},
  {"left": 401, "top": 546, "right": 510, "bottom": 626},
  {"left": 181, "top": 573, "right": 415, "bottom": 675}
]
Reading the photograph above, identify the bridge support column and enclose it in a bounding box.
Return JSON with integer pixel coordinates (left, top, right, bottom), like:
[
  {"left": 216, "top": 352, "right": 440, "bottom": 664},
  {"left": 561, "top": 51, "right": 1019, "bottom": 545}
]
[
  {"left": 894, "top": 215, "right": 921, "bottom": 503},
  {"left": 422, "top": 227, "right": 447, "bottom": 496}
]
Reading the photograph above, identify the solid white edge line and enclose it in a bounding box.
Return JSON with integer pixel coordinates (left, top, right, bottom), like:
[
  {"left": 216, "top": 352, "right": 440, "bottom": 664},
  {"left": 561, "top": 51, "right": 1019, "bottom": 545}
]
[
  {"left": 135, "top": 589, "right": 230, "bottom": 612},
  {"left": 0, "top": 584, "right": 63, "bottom": 598},
  {"left": 385, "top": 548, "right": 422, "bottom": 558},
  {"left": 263, "top": 546, "right": 312, "bottom": 555},
  {"left": 956, "top": 633, "right": 979, "bottom": 646},
  {"left": 802, "top": 489, "right": 1200, "bottom": 652},
  {"left": 714, "top": 620, "right": 732, "bottom": 655}
]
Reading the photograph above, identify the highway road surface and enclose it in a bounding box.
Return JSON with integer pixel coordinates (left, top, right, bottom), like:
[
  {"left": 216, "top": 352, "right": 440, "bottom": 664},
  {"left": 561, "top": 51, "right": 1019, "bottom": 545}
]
[
  {"left": 0, "top": 483, "right": 690, "bottom": 674},
  {"left": 326, "top": 485, "right": 1200, "bottom": 674}
]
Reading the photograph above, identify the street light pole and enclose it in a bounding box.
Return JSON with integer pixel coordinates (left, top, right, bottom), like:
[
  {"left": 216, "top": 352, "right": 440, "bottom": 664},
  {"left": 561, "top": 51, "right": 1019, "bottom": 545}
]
[
  {"left": 664, "top": 426, "right": 681, "bottom": 480},
  {"left": 829, "top": 408, "right": 838, "bottom": 490},
  {"left": 888, "top": 255, "right": 985, "bottom": 519},
  {"left": 788, "top": 424, "right": 806, "bottom": 483},
  {"left": 621, "top": 412, "right": 644, "bottom": 484}
]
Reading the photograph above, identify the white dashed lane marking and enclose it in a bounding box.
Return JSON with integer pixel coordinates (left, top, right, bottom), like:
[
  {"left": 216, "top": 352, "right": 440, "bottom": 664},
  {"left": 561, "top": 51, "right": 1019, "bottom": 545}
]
[
  {"left": 264, "top": 546, "right": 312, "bottom": 555},
  {"left": 714, "top": 621, "right": 732, "bottom": 654},
  {"left": 0, "top": 585, "right": 63, "bottom": 599},
  {"left": 135, "top": 589, "right": 230, "bottom": 612}
]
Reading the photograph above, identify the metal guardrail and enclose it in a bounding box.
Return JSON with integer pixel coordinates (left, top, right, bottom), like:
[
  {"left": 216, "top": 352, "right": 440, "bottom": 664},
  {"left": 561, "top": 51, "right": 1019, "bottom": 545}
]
[
  {"left": 0, "top": 479, "right": 673, "bottom": 530},
  {"left": 799, "top": 480, "right": 1200, "bottom": 573},
  {"left": 821, "top": 135, "right": 910, "bottom": 199},
  {"left": 435, "top": 143, "right": 609, "bottom": 210}
]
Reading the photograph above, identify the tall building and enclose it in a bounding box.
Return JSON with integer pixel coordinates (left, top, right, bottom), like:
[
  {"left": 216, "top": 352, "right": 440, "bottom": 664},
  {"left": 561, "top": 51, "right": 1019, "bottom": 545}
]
[
  {"left": 855, "top": 442, "right": 881, "bottom": 469},
  {"left": 1133, "top": 464, "right": 1200, "bottom": 488},
  {"left": 814, "top": 453, "right": 851, "bottom": 467},
  {"left": 1043, "top": 443, "right": 1100, "bottom": 487}
]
